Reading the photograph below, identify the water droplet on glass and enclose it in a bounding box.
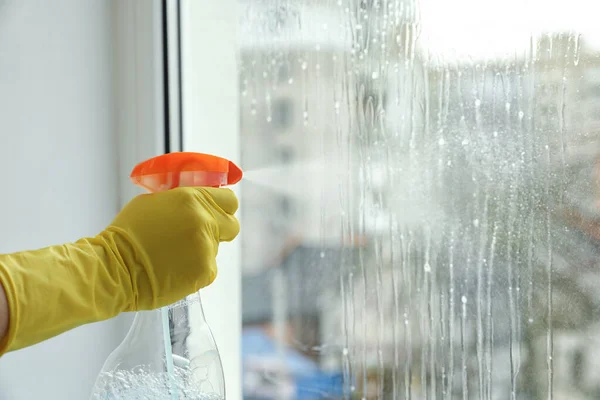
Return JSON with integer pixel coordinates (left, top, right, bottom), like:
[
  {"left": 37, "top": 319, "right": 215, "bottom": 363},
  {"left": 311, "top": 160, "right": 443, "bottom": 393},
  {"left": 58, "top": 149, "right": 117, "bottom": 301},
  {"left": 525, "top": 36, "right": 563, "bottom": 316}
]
[
  {"left": 461, "top": 138, "right": 469, "bottom": 146},
  {"left": 423, "top": 263, "right": 431, "bottom": 273},
  {"left": 301, "top": 61, "right": 308, "bottom": 70},
  {"left": 288, "top": 78, "right": 294, "bottom": 84},
  {"left": 473, "top": 219, "right": 480, "bottom": 227},
  {"left": 475, "top": 99, "right": 481, "bottom": 108},
  {"left": 518, "top": 110, "right": 525, "bottom": 119},
  {"left": 438, "top": 137, "right": 446, "bottom": 146},
  {"left": 461, "top": 296, "right": 467, "bottom": 304},
  {"left": 371, "top": 71, "right": 379, "bottom": 80},
  {"left": 505, "top": 102, "right": 511, "bottom": 111},
  {"left": 320, "top": 251, "right": 325, "bottom": 258}
]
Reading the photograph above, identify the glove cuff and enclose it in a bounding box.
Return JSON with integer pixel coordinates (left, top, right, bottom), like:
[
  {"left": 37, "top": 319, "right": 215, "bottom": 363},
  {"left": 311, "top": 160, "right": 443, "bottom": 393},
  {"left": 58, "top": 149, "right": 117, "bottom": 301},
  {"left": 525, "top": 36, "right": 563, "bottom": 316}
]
[{"left": 0, "top": 235, "right": 135, "bottom": 354}]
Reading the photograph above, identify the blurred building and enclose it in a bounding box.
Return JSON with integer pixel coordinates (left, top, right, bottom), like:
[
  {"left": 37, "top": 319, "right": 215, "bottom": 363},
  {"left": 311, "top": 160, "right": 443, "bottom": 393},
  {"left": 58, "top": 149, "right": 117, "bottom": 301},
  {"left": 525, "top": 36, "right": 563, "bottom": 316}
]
[
  {"left": 239, "top": 1, "right": 354, "bottom": 275},
  {"left": 238, "top": 3, "right": 360, "bottom": 398},
  {"left": 536, "top": 34, "right": 600, "bottom": 146}
]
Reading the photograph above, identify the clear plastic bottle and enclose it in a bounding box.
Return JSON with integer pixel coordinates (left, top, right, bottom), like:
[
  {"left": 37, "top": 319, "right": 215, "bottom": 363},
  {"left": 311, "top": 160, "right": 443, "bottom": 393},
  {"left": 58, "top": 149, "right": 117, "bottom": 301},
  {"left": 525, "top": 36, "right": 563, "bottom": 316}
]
[{"left": 90, "top": 152, "right": 243, "bottom": 400}]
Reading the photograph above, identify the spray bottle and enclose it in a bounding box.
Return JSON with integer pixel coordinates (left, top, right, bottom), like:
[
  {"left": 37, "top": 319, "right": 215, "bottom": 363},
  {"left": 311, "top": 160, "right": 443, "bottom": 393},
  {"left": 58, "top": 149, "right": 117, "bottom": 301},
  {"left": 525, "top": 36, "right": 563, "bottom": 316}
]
[{"left": 90, "top": 152, "right": 243, "bottom": 400}]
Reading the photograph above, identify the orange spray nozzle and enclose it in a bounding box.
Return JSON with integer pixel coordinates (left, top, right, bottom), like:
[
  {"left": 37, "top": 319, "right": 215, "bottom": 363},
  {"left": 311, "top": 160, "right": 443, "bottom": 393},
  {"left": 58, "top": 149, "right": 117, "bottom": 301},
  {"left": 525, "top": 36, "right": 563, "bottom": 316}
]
[{"left": 130, "top": 152, "right": 243, "bottom": 193}]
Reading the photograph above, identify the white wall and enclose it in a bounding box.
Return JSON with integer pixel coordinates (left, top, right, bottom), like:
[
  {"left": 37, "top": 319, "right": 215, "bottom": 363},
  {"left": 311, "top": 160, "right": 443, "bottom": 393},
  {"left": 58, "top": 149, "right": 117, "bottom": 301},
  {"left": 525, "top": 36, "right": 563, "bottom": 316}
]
[{"left": 0, "top": 1, "right": 127, "bottom": 398}]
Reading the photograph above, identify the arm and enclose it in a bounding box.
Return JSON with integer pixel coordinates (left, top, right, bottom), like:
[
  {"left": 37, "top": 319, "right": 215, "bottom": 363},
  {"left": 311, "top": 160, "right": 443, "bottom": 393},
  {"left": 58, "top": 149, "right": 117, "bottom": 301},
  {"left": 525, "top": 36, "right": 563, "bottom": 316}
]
[
  {"left": 0, "top": 282, "right": 7, "bottom": 344},
  {"left": 0, "top": 187, "right": 238, "bottom": 355}
]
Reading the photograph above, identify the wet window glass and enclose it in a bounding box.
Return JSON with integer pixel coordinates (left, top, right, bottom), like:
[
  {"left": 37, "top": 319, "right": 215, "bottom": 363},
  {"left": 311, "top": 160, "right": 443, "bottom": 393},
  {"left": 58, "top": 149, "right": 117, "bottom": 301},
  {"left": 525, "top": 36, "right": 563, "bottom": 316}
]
[{"left": 239, "top": 0, "right": 600, "bottom": 398}]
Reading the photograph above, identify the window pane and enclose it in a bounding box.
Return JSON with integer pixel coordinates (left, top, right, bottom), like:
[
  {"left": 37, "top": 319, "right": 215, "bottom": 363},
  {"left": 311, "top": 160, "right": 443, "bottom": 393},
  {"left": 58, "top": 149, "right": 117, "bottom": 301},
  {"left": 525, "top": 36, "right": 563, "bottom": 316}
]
[{"left": 239, "top": 0, "right": 600, "bottom": 398}]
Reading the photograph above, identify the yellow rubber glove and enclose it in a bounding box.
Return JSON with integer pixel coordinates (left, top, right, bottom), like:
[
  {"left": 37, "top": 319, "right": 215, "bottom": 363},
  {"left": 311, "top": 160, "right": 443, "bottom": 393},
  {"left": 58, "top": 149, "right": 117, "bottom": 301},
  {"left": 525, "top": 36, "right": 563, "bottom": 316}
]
[{"left": 0, "top": 186, "right": 239, "bottom": 355}]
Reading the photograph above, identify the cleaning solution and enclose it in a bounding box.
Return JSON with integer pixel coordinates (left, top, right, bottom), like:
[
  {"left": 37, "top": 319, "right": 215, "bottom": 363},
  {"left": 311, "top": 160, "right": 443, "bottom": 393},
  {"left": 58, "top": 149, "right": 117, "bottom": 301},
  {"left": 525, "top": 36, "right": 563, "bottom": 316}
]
[{"left": 90, "top": 152, "right": 243, "bottom": 400}]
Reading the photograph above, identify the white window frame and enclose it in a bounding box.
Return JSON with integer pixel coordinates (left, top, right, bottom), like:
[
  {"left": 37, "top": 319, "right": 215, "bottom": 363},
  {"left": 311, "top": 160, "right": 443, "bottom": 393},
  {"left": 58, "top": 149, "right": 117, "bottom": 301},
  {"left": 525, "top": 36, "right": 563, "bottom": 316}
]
[{"left": 112, "top": 1, "right": 241, "bottom": 398}]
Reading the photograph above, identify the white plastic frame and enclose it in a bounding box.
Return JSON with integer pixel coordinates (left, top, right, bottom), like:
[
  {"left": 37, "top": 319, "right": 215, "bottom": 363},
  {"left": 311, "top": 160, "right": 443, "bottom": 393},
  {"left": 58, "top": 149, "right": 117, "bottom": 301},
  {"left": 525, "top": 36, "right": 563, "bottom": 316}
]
[
  {"left": 180, "top": 0, "right": 242, "bottom": 398},
  {"left": 112, "top": 1, "right": 242, "bottom": 398}
]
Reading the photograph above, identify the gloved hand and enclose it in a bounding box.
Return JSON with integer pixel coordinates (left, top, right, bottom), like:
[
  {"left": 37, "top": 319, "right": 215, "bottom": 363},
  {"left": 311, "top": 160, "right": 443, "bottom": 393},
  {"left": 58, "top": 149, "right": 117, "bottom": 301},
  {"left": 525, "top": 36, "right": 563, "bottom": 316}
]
[{"left": 0, "top": 187, "right": 239, "bottom": 354}]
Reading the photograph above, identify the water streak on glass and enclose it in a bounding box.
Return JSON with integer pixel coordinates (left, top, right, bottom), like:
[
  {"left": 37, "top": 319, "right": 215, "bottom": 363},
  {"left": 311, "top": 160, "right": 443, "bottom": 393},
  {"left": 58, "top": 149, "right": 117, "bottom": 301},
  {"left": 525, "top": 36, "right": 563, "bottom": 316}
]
[{"left": 239, "top": 0, "right": 600, "bottom": 398}]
